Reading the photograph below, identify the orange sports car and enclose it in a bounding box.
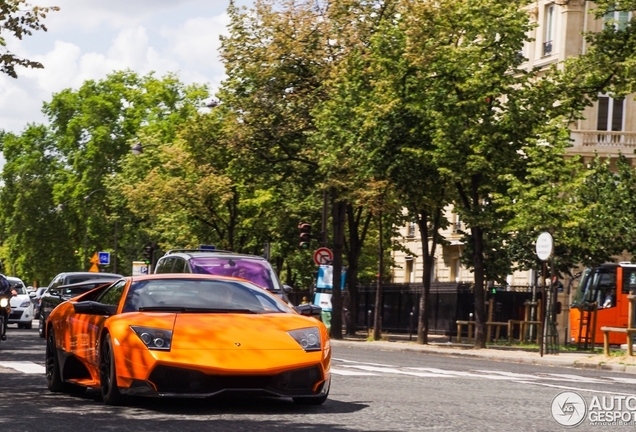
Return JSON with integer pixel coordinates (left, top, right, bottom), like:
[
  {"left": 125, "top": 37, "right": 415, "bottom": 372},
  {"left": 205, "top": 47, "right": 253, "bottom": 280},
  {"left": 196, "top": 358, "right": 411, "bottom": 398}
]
[{"left": 45, "top": 274, "right": 330, "bottom": 406}]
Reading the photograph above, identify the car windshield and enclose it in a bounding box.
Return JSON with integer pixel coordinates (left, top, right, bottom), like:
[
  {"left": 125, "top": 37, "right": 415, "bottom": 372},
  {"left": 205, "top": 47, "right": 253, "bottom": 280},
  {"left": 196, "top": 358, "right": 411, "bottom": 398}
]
[
  {"left": 12, "top": 286, "right": 27, "bottom": 295},
  {"left": 122, "top": 278, "right": 293, "bottom": 314},
  {"left": 188, "top": 257, "right": 282, "bottom": 291}
]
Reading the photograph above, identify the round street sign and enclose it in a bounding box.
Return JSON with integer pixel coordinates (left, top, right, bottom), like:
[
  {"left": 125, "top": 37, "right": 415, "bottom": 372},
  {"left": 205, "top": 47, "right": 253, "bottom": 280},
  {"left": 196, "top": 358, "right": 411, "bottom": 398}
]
[
  {"left": 535, "top": 232, "right": 554, "bottom": 261},
  {"left": 313, "top": 247, "right": 334, "bottom": 266}
]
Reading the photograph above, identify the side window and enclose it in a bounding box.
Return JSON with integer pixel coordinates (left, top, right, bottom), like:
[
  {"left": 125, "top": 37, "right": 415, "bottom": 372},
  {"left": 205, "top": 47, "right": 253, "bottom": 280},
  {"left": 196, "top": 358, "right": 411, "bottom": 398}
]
[
  {"left": 97, "top": 280, "right": 127, "bottom": 307},
  {"left": 50, "top": 276, "right": 63, "bottom": 290},
  {"left": 623, "top": 269, "right": 636, "bottom": 295},
  {"left": 173, "top": 258, "right": 187, "bottom": 273},
  {"left": 155, "top": 257, "right": 176, "bottom": 274}
]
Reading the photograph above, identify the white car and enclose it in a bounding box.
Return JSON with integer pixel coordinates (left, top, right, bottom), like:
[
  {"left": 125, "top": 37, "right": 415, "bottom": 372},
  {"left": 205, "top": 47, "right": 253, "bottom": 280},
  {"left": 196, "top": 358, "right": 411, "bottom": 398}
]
[{"left": 7, "top": 277, "right": 34, "bottom": 329}]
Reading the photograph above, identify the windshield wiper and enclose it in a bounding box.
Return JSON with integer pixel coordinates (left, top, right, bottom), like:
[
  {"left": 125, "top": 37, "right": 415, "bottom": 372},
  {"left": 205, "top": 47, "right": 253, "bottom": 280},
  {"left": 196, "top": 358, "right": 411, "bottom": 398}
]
[{"left": 138, "top": 306, "right": 257, "bottom": 314}]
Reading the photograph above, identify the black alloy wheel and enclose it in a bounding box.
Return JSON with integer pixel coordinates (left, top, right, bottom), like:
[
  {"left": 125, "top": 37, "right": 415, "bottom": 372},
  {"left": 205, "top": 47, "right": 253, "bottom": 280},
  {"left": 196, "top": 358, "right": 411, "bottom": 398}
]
[
  {"left": 45, "top": 328, "right": 65, "bottom": 392},
  {"left": 100, "top": 334, "right": 123, "bottom": 405}
]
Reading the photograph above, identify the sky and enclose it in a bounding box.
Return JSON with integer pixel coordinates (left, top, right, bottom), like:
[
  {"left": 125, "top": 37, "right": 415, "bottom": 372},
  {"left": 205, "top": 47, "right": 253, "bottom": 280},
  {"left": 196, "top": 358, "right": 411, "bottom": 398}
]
[{"left": 0, "top": 0, "right": 252, "bottom": 134}]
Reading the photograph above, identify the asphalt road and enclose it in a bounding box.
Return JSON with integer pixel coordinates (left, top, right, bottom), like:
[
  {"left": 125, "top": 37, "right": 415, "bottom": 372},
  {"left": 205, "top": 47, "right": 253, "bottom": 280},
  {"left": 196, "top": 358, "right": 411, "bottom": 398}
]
[{"left": 0, "top": 325, "right": 634, "bottom": 431}]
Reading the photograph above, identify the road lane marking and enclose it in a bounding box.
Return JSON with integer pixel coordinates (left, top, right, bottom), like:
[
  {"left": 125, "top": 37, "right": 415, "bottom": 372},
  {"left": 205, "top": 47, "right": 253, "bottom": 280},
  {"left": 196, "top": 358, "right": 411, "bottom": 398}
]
[
  {"left": 339, "top": 365, "right": 456, "bottom": 378},
  {"left": 332, "top": 358, "right": 396, "bottom": 367},
  {"left": 331, "top": 368, "right": 379, "bottom": 376},
  {"left": 0, "top": 361, "right": 45, "bottom": 374},
  {"left": 515, "top": 380, "right": 636, "bottom": 396}
]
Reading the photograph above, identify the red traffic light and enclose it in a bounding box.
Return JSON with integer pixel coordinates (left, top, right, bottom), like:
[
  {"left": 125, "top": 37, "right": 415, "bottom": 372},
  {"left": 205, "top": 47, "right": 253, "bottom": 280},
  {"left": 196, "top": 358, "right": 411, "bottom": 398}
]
[{"left": 298, "top": 222, "right": 312, "bottom": 249}]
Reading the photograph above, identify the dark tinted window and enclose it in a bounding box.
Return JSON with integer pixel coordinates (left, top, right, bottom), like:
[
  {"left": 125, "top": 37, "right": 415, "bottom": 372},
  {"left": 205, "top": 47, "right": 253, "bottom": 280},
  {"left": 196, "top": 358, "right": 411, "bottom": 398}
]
[
  {"left": 173, "top": 258, "right": 187, "bottom": 273},
  {"left": 155, "top": 257, "right": 176, "bottom": 274},
  {"left": 97, "top": 280, "right": 127, "bottom": 307}
]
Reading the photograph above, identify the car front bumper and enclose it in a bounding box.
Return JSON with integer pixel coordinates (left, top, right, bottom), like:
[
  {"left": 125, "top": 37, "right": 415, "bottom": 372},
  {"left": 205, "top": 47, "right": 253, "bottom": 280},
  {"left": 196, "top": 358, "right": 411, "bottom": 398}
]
[{"left": 8, "top": 307, "right": 34, "bottom": 324}]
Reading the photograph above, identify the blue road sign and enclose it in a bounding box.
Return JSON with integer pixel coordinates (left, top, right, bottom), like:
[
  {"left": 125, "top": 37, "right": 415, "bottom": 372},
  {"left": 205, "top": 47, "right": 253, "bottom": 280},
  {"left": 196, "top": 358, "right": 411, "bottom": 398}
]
[{"left": 98, "top": 251, "right": 110, "bottom": 265}]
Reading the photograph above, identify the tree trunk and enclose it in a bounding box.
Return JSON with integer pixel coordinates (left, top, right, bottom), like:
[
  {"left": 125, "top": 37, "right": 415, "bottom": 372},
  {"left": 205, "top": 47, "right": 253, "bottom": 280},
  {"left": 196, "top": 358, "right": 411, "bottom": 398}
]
[
  {"left": 344, "top": 205, "right": 372, "bottom": 336},
  {"left": 373, "top": 210, "right": 383, "bottom": 341},
  {"left": 472, "top": 225, "right": 486, "bottom": 349}
]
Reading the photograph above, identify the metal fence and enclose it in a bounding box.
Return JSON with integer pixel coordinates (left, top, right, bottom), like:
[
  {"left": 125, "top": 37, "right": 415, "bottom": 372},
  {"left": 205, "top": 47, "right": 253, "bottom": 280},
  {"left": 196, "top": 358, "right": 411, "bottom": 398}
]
[
  {"left": 290, "top": 284, "right": 537, "bottom": 338},
  {"left": 355, "top": 283, "right": 536, "bottom": 337}
]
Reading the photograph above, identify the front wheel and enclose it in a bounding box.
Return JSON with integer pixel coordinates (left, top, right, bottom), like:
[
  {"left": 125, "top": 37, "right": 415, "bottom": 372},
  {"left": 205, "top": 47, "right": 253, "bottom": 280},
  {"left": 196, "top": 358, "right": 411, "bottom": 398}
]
[{"left": 100, "top": 334, "right": 124, "bottom": 405}]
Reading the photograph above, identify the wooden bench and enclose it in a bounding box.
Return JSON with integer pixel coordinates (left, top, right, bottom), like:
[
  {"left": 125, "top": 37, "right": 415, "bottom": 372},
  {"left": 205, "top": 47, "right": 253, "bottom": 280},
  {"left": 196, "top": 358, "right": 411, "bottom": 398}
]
[
  {"left": 508, "top": 320, "right": 543, "bottom": 344},
  {"left": 600, "top": 326, "right": 636, "bottom": 356}
]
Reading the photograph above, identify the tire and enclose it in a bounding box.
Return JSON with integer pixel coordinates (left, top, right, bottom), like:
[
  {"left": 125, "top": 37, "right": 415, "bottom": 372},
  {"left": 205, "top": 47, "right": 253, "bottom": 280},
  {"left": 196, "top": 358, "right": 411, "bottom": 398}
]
[
  {"left": 292, "top": 380, "right": 330, "bottom": 405},
  {"left": 100, "top": 334, "right": 124, "bottom": 405},
  {"left": 38, "top": 314, "right": 45, "bottom": 338},
  {"left": 17, "top": 323, "right": 24, "bottom": 329},
  {"left": 45, "top": 328, "right": 65, "bottom": 392},
  {"left": 24, "top": 321, "right": 32, "bottom": 330}
]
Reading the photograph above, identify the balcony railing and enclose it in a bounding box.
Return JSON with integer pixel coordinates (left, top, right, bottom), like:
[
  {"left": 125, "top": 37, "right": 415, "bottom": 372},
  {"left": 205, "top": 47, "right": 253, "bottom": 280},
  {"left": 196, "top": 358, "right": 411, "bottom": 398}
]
[{"left": 580, "top": 131, "right": 636, "bottom": 148}]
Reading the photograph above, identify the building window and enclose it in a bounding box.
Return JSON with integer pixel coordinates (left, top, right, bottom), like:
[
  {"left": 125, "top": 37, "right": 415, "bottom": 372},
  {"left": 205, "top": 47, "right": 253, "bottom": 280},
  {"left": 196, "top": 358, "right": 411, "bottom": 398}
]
[
  {"left": 604, "top": 8, "right": 631, "bottom": 31},
  {"left": 596, "top": 94, "right": 625, "bottom": 144},
  {"left": 405, "top": 257, "right": 414, "bottom": 283},
  {"left": 407, "top": 222, "right": 416, "bottom": 238},
  {"left": 597, "top": 95, "right": 624, "bottom": 132},
  {"left": 543, "top": 4, "right": 555, "bottom": 56}
]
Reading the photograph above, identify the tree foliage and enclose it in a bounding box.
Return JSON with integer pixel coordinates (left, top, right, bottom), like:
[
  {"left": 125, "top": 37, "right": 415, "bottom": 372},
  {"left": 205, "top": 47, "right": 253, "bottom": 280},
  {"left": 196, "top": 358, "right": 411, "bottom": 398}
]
[{"left": 0, "top": 0, "right": 58, "bottom": 78}]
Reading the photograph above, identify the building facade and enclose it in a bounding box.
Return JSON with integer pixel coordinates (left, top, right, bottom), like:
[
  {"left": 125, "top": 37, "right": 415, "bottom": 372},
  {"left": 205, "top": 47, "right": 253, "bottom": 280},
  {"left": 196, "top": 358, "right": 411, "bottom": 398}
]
[{"left": 391, "top": 1, "right": 636, "bottom": 287}]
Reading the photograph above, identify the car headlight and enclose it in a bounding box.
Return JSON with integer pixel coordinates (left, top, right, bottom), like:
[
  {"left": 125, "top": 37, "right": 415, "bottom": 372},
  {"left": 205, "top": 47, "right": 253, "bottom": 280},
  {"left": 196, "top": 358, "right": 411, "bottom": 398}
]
[
  {"left": 130, "top": 326, "right": 172, "bottom": 351},
  {"left": 0, "top": 298, "right": 7, "bottom": 308},
  {"left": 287, "top": 327, "right": 321, "bottom": 352},
  {"left": 19, "top": 301, "right": 31, "bottom": 308}
]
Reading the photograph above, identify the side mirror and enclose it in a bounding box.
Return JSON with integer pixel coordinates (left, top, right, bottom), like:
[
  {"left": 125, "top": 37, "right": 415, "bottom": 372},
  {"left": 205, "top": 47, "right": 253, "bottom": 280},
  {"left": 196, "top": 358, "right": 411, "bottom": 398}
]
[
  {"left": 29, "top": 292, "right": 36, "bottom": 299},
  {"left": 49, "top": 289, "right": 60, "bottom": 297},
  {"left": 73, "top": 301, "right": 117, "bottom": 316},
  {"left": 283, "top": 285, "right": 293, "bottom": 294},
  {"left": 294, "top": 303, "right": 322, "bottom": 318}
]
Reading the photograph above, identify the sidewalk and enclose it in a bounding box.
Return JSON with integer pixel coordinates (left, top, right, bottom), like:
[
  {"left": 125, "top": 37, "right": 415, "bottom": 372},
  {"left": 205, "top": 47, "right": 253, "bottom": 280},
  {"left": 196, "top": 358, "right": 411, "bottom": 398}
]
[{"left": 330, "top": 332, "right": 636, "bottom": 374}]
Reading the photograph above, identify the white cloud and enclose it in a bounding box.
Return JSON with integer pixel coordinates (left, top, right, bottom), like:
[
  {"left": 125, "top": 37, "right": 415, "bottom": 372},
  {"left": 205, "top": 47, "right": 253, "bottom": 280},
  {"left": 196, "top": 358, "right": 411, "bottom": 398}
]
[{"left": 0, "top": 0, "right": 251, "bottom": 134}]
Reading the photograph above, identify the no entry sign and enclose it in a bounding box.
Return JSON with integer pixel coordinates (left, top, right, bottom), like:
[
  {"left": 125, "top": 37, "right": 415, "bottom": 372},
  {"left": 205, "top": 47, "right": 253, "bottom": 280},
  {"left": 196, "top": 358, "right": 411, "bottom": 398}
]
[{"left": 313, "top": 247, "right": 333, "bottom": 266}]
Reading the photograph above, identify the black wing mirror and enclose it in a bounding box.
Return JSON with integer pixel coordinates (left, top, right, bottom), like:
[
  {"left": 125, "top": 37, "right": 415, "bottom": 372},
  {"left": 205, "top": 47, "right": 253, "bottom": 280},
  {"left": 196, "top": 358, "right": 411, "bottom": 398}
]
[
  {"left": 294, "top": 303, "right": 322, "bottom": 318},
  {"left": 73, "top": 301, "right": 117, "bottom": 316}
]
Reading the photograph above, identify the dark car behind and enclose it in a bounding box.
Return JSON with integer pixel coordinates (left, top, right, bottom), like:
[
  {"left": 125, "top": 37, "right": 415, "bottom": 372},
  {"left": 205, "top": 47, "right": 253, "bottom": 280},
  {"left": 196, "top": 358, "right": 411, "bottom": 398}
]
[{"left": 38, "top": 272, "right": 122, "bottom": 337}]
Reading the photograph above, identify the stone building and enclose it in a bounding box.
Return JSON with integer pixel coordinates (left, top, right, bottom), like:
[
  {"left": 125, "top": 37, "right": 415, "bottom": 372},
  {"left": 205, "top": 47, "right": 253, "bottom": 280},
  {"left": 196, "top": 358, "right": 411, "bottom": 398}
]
[{"left": 392, "top": 1, "right": 635, "bottom": 289}]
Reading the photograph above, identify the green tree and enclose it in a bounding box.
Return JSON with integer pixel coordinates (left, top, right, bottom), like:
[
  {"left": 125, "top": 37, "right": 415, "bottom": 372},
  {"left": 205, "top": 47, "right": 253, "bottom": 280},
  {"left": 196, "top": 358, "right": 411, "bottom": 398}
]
[
  {"left": 0, "top": 0, "right": 58, "bottom": 78},
  {"left": 0, "top": 125, "right": 74, "bottom": 283}
]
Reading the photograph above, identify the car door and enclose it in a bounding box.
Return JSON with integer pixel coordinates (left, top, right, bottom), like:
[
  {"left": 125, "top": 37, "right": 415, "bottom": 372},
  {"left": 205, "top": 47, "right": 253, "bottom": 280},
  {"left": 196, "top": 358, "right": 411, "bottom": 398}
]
[{"left": 69, "top": 280, "right": 127, "bottom": 369}]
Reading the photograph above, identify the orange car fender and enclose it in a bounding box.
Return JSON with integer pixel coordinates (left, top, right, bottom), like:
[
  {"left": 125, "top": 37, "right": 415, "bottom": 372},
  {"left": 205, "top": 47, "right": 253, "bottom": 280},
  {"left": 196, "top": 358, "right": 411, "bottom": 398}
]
[{"left": 104, "top": 313, "right": 177, "bottom": 386}]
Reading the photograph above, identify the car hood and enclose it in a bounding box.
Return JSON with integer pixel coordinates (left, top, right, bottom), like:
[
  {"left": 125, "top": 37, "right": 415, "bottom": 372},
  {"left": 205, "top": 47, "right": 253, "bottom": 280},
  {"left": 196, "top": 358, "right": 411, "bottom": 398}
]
[
  {"left": 114, "top": 312, "right": 321, "bottom": 351},
  {"left": 172, "top": 313, "right": 317, "bottom": 350},
  {"left": 10, "top": 295, "right": 30, "bottom": 307}
]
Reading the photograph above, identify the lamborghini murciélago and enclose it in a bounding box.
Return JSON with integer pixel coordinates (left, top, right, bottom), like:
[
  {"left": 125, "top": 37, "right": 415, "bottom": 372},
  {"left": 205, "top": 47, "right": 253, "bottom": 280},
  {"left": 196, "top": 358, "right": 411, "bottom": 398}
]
[{"left": 45, "top": 274, "right": 330, "bottom": 405}]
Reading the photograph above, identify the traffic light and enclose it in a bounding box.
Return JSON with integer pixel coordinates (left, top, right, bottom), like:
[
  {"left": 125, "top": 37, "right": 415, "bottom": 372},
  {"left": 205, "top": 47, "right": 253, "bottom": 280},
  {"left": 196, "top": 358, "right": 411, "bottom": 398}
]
[
  {"left": 142, "top": 244, "right": 154, "bottom": 264},
  {"left": 298, "top": 222, "right": 312, "bottom": 249}
]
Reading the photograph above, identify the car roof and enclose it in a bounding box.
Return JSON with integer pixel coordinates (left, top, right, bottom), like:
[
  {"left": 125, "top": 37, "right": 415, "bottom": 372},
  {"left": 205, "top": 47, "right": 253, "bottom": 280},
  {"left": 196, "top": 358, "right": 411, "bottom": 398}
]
[
  {"left": 128, "top": 273, "right": 254, "bottom": 283},
  {"left": 6, "top": 276, "right": 24, "bottom": 282},
  {"left": 56, "top": 279, "right": 120, "bottom": 289},
  {"left": 161, "top": 250, "right": 268, "bottom": 261},
  {"left": 55, "top": 272, "right": 123, "bottom": 278}
]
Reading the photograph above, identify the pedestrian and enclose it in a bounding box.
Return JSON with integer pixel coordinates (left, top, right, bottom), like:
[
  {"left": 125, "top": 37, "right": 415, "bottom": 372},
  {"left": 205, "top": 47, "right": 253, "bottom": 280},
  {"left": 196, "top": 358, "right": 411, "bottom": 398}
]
[{"left": 300, "top": 296, "right": 309, "bottom": 305}]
